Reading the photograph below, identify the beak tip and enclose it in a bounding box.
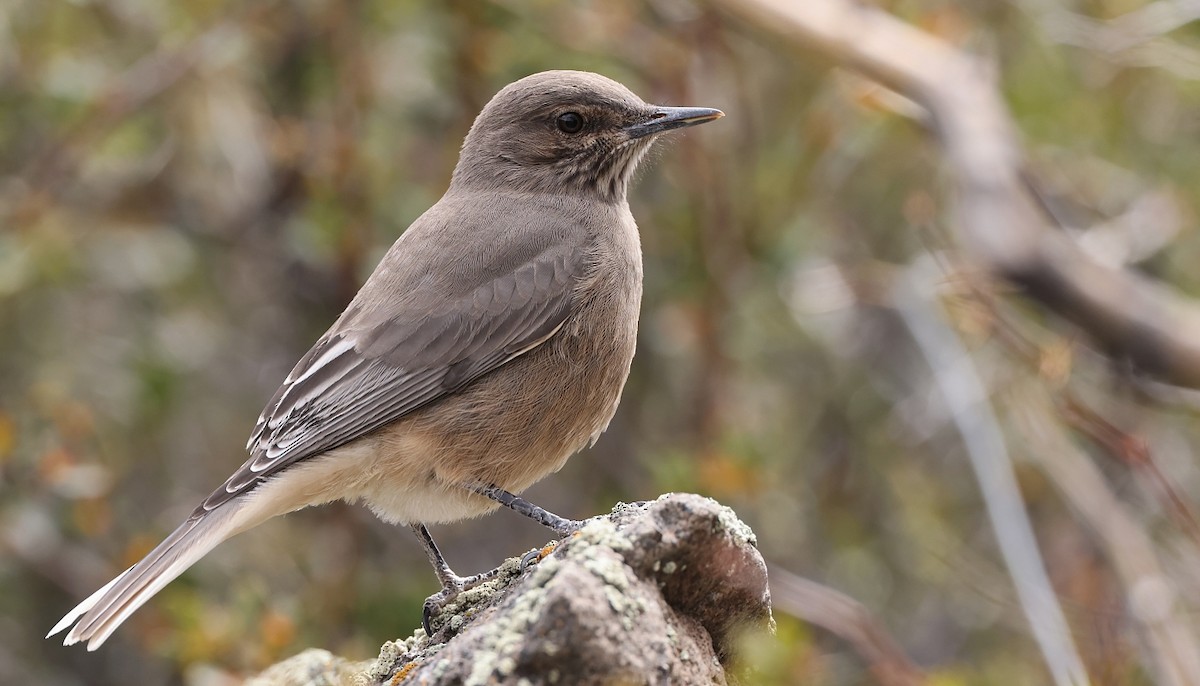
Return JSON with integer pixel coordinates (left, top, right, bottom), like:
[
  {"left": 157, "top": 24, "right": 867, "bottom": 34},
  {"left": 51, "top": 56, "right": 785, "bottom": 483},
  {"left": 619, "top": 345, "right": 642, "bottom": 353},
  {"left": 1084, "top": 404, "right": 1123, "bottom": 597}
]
[{"left": 628, "top": 106, "right": 725, "bottom": 138}]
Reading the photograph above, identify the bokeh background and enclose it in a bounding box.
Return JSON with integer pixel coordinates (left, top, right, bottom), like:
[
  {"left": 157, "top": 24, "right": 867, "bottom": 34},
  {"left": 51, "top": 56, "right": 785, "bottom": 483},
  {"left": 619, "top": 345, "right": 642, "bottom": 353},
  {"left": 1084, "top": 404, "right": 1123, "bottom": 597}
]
[{"left": 6, "top": 0, "right": 1200, "bottom": 684}]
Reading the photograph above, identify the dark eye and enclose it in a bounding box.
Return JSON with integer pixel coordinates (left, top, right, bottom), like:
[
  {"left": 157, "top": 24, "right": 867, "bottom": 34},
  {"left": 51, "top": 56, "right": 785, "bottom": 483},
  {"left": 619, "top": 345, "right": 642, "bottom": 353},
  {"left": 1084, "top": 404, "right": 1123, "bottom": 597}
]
[{"left": 556, "top": 111, "right": 584, "bottom": 134}]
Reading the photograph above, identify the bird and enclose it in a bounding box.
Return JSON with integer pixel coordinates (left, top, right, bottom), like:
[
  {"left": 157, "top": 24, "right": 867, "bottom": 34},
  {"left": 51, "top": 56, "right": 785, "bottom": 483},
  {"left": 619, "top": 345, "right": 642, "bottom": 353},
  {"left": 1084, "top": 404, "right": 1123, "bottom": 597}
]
[{"left": 48, "top": 69, "right": 723, "bottom": 650}]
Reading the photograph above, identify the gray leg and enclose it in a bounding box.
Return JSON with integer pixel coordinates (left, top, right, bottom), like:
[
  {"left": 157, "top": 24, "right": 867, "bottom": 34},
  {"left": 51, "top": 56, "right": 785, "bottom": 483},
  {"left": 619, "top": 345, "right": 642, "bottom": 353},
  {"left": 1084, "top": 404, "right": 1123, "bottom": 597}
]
[
  {"left": 469, "top": 483, "right": 583, "bottom": 537},
  {"left": 411, "top": 524, "right": 502, "bottom": 635}
]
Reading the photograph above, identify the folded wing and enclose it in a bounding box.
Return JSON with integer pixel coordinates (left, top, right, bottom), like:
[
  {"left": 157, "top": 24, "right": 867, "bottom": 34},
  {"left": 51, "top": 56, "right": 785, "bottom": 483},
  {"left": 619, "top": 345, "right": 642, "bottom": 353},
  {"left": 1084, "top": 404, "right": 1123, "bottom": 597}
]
[{"left": 218, "top": 239, "right": 586, "bottom": 511}]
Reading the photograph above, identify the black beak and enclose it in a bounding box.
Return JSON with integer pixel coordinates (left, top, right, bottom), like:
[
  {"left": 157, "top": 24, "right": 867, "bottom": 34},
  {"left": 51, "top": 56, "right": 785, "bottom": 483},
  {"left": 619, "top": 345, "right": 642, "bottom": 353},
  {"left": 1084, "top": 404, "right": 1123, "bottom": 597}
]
[{"left": 626, "top": 106, "right": 724, "bottom": 139}]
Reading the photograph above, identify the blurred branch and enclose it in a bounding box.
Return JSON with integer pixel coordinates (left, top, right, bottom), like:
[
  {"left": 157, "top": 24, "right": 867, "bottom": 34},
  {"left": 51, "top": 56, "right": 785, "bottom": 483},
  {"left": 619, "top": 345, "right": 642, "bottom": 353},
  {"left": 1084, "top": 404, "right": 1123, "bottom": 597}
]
[
  {"left": 936, "top": 261, "right": 1200, "bottom": 550},
  {"left": 894, "top": 259, "right": 1090, "bottom": 686},
  {"left": 1034, "top": 186, "right": 1183, "bottom": 268},
  {"left": 15, "top": 5, "right": 267, "bottom": 223},
  {"left": 715, "top": 0, "right": 1200, "bottom": 389},
  {"left": 1017, "top": 0, "right": 1200, "bottom": 80},
  {"left": 1105, "top": 0, "right": 1200, "bottom": 38},
  {"left": 769, "top": 565, "right": 926, "bottom": 686},
  {"left": 1010, "top": 386, "right": 1200, "bottom": 686}
]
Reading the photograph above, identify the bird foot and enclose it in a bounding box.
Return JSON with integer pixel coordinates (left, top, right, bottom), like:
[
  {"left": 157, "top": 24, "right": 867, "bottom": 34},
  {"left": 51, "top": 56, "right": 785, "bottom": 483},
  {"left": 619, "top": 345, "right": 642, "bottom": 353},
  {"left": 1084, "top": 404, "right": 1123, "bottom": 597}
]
[{"left": 421, "top": 566, "right": 502, "bottom": 636}]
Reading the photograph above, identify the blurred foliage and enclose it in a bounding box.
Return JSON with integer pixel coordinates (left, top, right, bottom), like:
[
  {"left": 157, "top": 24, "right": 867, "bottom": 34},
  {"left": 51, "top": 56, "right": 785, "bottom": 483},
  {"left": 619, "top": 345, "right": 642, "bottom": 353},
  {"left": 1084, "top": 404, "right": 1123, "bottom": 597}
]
[{"left": 5, "top": 0, "right": 1200, "bottom": 684}]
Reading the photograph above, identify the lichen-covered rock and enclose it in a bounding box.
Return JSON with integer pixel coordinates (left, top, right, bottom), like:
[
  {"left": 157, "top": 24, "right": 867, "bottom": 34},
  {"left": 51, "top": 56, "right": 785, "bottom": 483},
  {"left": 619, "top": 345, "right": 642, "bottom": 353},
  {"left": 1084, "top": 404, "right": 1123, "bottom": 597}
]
[
  {"left": 251, "top": 493, "right": 773, "bottom": 686},
  {"left": 245, "top": 648, "right": 365, "bottom": 686}
]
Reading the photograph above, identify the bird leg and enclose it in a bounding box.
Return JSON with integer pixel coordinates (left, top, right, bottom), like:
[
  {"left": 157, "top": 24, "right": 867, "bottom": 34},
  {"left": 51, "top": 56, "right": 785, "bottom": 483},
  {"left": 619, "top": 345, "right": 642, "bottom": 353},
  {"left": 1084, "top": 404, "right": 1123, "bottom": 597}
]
[
  {"left": 417, "top": 485, "right": 585, "bottom": 633},
  {"left": 468, "top": 483, "right": 584, "bottom": 537},
  {"left": 410, "top": 523, "right": 502, "bottom": 635}
]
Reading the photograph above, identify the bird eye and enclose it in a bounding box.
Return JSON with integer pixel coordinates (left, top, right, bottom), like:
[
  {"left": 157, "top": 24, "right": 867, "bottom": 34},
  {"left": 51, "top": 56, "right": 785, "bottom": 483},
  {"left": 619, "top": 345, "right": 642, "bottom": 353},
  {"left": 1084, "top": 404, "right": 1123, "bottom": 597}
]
[{"left": 556, "top": 111, "right": 584, "bottom": 134}]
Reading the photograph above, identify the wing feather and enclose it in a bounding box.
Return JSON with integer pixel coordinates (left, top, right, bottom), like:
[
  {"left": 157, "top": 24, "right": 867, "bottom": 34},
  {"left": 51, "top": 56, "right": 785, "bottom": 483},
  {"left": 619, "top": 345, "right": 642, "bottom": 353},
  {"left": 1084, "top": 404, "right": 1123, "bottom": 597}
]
[{"left": 204, "top": 238, "right": 586, "bottom": 512}]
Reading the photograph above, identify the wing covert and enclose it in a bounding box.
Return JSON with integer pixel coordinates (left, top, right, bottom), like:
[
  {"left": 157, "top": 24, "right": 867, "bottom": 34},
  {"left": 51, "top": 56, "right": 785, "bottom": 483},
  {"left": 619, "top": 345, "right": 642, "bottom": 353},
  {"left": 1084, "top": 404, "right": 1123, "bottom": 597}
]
[{"left": 205, "top": 240, "right": 585, "bottom": 512}]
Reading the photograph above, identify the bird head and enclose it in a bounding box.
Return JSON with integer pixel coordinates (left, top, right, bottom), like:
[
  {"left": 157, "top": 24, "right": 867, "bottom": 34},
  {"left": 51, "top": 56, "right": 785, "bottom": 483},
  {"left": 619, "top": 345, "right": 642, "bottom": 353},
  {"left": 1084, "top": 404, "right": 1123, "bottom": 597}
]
[{"left": 452, "top": 70, "right": 723, "bottom": 203}]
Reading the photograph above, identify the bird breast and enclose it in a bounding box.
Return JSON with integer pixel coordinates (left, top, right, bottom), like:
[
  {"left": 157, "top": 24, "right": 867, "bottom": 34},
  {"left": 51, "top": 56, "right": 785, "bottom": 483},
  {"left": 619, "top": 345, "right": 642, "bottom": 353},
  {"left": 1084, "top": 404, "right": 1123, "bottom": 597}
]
[{"left": 354, "top": 202, "right": 643, "bottom": 524}]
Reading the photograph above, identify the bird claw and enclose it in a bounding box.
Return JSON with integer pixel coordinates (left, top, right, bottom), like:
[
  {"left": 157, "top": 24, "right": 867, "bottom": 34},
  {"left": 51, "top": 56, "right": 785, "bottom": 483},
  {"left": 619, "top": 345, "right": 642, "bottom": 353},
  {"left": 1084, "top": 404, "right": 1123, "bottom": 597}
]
[
  {"left": 420, "top": 564, "right": 506, "bottom": 637},
  {"left": 420, "top": 578, "right": 460, "bottom": 638},
  {"left": 519, "top": 540, "right": 563, "bottom": 571},
  {"left": 519, "top": 548, "right": 542, "bottom": 571},
  {"left": 421, "top": 598, "right": 439, "bottom": 637}
]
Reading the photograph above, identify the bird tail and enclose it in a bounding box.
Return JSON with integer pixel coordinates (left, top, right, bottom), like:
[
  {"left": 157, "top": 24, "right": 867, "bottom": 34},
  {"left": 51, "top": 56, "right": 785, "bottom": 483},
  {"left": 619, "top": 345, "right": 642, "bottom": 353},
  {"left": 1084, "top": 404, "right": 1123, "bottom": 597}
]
[{"left": 47, "top": 500, "right": 254, "bottom": 651}]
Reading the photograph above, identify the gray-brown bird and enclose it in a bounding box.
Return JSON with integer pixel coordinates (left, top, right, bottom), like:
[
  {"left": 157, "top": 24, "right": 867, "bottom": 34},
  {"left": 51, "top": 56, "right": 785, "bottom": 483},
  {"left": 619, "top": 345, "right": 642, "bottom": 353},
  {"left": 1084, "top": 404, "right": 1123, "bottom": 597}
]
[{"left": 48, "top": 70, "right": 722, "bottom": 649}]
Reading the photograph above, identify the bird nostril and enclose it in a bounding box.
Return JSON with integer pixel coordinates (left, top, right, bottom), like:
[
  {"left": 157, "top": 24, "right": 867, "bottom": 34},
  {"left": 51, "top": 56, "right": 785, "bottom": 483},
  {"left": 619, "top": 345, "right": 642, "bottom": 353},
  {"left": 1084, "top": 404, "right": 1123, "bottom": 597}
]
[{"left": 649, "top": 111, "right": 667, "bottom": 120}]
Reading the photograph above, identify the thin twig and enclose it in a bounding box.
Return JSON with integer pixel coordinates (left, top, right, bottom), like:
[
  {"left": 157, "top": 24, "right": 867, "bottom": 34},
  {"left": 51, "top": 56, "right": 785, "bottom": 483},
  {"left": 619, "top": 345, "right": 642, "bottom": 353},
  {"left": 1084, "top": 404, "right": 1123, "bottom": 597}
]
[
  {"left": 894, "top": 259, "right": 1090, "bottom": 686},
  {"left": 1056, "top": 397, "right": 1200, "bottom": 552},
  {"left": 1010, "top": 385, "right": 1200, "bottom": 686}
]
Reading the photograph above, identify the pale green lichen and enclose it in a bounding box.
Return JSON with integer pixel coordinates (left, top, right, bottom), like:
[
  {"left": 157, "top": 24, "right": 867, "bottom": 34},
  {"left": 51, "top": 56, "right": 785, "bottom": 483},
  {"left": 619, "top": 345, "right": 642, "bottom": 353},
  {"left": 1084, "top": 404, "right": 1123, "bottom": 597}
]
[
  {"left": 460, "top": 516, "right": 656, "bottom": 683},
  {"left": 440, "top": 554, "right": 527, "bottom": 620},
  {"left": 357, "top": 632, "right": 445, "bottom": 686},
  {"left": 707, "top": 498, "right": 757, "bottom": 547},
  {"left": 248, "top": 648, "right": 366, "bottom": 686},
  {"left": 582, "top": 552, "right": 629, "bottom": 591},
  {"left": 643, "top": 493, "right": 757, "bottom": 548},
  {"left": 570, "top": 529, "right": 647, "bottom": 632},
  {"left": 574, "top": 516, "right": 633, "bottom": 553},
  {"left": 459, "top": 554, "right": 564, "bottom": 685},
  {"left": 607, "top": 500, "right": 649, "bottom": 519},
  {"left": 428, "top": 657, "right": 452, "bottom": 680}
]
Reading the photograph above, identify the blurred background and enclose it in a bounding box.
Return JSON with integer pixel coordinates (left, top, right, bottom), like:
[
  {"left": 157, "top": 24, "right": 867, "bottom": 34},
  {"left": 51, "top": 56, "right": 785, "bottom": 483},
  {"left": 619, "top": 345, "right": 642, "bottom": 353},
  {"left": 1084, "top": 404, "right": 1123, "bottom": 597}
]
[{"left": 5, "top": 0, "right": 1200, "bottom": 683}]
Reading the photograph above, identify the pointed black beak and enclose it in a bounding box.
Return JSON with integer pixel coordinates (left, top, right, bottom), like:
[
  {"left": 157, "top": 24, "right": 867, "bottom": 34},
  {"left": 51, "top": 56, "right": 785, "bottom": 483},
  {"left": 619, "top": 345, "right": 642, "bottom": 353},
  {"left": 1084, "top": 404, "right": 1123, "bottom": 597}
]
[{"left": 626, "top": 106, "right": 724, "bottom": 139}]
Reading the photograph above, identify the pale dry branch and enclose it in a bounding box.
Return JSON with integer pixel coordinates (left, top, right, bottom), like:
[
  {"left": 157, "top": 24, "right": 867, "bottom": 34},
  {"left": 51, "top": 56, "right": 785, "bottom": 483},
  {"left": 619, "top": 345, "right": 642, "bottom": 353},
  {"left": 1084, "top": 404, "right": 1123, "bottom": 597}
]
[
  {"left": 716, "top": 0, "right": 1200, "bottom": 389},
  {"left": 895, "top": 260, "right": 1090, "bottom": 686},
  {"left": 1019, "top": 0, "right": 1200, "bottom": 79}
]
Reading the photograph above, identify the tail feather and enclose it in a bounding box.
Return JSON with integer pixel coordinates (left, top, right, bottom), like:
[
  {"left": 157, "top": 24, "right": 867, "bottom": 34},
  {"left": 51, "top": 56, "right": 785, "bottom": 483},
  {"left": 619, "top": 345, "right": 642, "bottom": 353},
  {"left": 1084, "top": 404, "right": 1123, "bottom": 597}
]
[
  {"left": 48, "top": 452, "right": 344, "bottom": 650},
  {"left": 48, "top": 505, "right": 243, "bottom": 651},
  {"left": 46, "top": 567, "right": 132, "bottom": 639}
]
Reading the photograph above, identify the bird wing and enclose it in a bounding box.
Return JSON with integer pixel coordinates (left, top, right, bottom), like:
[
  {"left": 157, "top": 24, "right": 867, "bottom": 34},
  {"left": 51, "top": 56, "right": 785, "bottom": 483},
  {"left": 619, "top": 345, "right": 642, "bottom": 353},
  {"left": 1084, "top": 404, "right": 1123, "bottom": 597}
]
[{"left": 200, "top": 236, "right": 587, "bottom": 512}]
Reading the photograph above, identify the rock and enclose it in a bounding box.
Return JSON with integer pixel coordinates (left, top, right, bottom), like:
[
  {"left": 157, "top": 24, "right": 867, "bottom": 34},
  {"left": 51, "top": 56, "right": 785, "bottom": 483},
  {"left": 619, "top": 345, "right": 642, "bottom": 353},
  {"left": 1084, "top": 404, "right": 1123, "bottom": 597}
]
[
  {"left": 246, "top": 648, "right": 365, "bottom": 686},
  {"left": 253, "top": 493, "right": 773, "bottom": 686}
]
